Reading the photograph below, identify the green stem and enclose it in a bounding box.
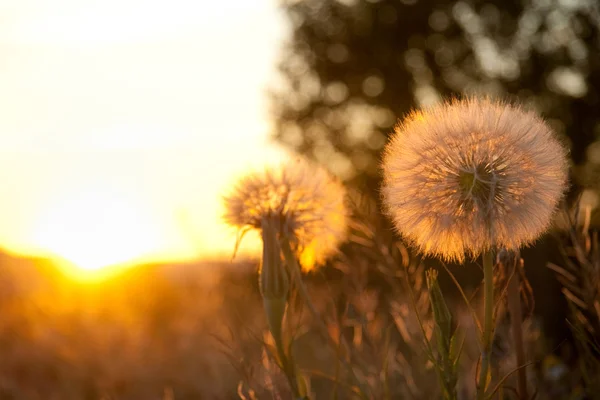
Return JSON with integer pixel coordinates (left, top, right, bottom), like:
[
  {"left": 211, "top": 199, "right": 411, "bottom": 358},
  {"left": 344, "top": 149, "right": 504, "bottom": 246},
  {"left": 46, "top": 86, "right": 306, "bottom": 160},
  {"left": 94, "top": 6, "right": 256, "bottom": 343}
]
[
  {"left": 259, "top": 220, "right": 300, "bottom": 397},
  {"left": 477, "top": 250, "right": 495, "bottom": 400},
  {"left": 262, "top": 297, "right": 301, "bottom": 397}
]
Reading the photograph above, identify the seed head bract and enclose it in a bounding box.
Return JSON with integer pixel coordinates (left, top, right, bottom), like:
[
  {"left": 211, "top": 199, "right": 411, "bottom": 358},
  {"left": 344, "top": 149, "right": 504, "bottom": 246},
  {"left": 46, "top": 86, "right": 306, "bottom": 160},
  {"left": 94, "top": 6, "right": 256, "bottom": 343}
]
[{"left": 381, "top": 98, "right": 569, "bottom": 262}]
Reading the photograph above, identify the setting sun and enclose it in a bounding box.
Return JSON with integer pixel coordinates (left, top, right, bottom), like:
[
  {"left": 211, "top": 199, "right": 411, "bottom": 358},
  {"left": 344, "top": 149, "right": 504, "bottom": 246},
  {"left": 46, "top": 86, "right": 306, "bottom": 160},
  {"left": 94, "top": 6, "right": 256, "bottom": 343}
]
[
  {"left": 32, "top": 187, "right": 168, "bottom": 271},
  {"left": 0, "top": 0, "right": 286, "bottom": 273}
]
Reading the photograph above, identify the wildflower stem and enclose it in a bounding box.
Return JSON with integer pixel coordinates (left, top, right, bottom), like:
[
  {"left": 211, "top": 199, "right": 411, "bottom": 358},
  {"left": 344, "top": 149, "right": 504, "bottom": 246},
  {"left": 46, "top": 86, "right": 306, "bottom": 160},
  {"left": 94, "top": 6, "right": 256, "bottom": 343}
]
[
  {"left": 403, "top": 264, "right": 446, "bottom": 397},
  {"left": 507, "top": 262, "right": 528, "bottom": 400},
  {"left": 280, "top": 236, "right": 370, "bottom": 400},
  {"left": 259, "top": 221, "right": 302, "bottom": 398},
  {"left": 477, "top": 250, "right": 495, "bottom": 400}
]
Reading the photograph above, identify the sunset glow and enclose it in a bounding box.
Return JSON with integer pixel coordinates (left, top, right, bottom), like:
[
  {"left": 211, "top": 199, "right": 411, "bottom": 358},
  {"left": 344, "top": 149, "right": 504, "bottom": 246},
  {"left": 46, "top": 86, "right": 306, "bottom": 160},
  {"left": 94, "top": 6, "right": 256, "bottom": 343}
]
[
  {"left": 0, "top": 0, "right": 286, "bottom": 273},
  {"left": 32, "top": 187, "right": 169, "bottom": 271}
]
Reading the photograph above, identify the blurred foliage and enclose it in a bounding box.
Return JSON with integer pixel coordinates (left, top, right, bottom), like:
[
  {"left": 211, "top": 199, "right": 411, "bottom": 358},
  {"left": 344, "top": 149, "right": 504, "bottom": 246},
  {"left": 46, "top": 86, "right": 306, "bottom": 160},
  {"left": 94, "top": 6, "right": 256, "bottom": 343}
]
[
  {"left": 272, "top": 0, "right": 600, "bottom": 194},
  {"left": 549, "top": 199, "right": 600, "bottom": 395}
]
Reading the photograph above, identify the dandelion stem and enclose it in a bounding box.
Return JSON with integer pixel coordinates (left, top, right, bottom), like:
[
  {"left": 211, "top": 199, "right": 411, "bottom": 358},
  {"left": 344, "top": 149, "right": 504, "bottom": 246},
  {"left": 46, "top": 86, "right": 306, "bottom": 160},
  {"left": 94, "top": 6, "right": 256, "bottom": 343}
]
[
  {"left": 260, "top": 220, "right": 301, "bottom": 398},
  {"left": 477, "top": 250, "right": 495, "bottom": 400}
]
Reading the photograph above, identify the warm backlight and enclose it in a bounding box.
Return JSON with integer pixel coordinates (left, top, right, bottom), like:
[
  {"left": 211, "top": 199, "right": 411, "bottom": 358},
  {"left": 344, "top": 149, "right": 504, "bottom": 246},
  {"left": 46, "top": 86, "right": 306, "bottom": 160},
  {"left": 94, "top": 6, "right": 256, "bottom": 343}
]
[
  {"left": 32, "top": 187, "right": 166, "bottom": 272},
  {"left": 0, "top": 0, "right": 284, "bottom": 275}
]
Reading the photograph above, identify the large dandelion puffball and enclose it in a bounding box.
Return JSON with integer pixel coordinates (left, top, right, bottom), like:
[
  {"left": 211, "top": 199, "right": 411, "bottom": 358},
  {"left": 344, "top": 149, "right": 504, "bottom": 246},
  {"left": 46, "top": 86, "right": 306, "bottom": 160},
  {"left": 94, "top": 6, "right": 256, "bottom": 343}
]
[
  {"left": 223, "top": 158, "right": 347, "bottom": 271},
  {"left": 381, "top": 98, "right": 569, "bottom": 262}
]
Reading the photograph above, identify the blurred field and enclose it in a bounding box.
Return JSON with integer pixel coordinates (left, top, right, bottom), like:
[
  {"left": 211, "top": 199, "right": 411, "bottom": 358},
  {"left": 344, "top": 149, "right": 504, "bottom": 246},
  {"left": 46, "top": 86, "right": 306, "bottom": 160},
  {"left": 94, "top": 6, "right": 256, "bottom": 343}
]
[
  {"left": 0, "top": 251, "right": 268, "bottom": 399},
  {"left": 0, "top": 199, "right": 597, "bottom": 399},
  {"left": 0, "top": 229, "right": 596, "bottom": 400}
]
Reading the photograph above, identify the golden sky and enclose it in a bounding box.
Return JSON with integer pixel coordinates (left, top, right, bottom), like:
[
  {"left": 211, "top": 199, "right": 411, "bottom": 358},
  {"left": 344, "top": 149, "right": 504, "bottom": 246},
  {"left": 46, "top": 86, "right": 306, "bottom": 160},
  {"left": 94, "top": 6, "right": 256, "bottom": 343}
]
[{"left": 0, "top": 0, "right": 287, "bottom": 270}]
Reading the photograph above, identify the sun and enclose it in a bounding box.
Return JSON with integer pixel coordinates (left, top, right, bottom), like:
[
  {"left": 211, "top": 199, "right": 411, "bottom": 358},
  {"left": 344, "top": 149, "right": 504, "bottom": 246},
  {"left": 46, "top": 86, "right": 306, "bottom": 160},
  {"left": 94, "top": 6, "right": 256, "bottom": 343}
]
[{"left": 31, "top": 186, "right": 169, "bottom": 276}]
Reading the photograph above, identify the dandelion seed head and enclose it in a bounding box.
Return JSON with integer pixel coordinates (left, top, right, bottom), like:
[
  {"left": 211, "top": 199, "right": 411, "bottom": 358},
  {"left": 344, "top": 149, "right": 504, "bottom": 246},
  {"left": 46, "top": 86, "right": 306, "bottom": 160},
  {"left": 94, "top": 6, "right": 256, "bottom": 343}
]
[
  {"left": 381, "top": 98, "right": 569, "bottom": 262},
  {"left": 223, "top": 158, "right": 347, "bottom": 270}
]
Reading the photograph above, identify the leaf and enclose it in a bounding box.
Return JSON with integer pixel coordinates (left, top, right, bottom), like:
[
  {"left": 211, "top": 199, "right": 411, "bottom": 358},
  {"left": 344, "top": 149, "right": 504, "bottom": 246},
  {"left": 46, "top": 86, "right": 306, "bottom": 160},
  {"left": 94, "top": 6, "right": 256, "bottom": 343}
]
[{"left": 449, "top": 327, "right": 466, "bottom": 370}]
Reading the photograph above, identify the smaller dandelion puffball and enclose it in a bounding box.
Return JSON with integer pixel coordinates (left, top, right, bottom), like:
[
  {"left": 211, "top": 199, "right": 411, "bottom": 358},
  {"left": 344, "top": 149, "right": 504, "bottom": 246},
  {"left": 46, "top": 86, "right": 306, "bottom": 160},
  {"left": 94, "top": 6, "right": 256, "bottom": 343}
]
[
  {"left": 223, "top": 158, "right": 347, "bottom": 270},
  {"left": 381, "top": 98, "right": 569, "bottom": 262}
]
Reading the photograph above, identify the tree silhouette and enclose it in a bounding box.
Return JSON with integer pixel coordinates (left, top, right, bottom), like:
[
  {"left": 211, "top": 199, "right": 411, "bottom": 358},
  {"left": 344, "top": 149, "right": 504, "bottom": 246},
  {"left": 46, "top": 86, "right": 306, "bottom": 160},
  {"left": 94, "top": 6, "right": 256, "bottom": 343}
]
[{"left": 271, "top": 0, "right": 600, "bottom": 196}]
